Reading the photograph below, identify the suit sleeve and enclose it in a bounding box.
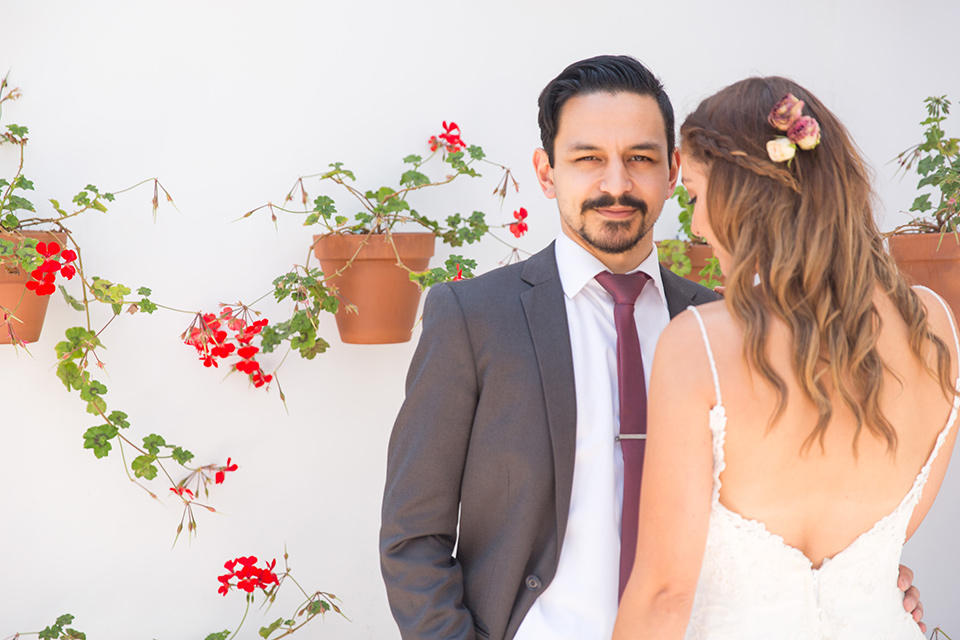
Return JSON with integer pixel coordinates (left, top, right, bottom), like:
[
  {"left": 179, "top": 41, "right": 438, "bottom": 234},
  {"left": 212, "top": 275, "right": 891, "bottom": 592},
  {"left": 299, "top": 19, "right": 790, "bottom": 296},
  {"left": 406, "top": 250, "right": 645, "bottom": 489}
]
[{"left": 380, "top": 283, "right": 480, "bottom": 640}]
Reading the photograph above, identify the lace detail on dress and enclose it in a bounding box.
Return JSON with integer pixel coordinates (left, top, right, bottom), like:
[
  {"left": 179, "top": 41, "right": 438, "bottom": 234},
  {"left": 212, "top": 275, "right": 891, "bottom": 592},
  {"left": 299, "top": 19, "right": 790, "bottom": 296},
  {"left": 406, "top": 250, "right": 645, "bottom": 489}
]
[{"left": 682, "top": 299, "right": 960, "bottom": 640}]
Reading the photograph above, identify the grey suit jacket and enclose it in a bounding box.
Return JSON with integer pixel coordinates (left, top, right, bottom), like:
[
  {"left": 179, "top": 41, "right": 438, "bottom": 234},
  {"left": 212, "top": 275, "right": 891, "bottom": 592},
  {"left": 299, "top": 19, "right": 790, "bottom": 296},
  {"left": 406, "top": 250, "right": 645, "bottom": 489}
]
[{"left": 380, "top": 242, "right": 721, "bottom": 640}]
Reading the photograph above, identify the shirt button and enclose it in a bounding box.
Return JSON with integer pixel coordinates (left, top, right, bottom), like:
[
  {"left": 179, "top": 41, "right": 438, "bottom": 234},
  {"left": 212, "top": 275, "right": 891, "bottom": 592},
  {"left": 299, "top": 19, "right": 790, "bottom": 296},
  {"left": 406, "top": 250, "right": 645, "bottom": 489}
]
[{"left": 525, "top": 575, "right": 542, "bottom": 591}]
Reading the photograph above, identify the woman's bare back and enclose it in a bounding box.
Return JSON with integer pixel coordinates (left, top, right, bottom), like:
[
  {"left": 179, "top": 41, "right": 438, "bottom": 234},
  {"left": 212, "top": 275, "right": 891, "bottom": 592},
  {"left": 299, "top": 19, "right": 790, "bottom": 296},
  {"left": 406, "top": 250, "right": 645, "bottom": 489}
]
[{"left": 696, "top": 286, "right": 960, "bottom": 568}]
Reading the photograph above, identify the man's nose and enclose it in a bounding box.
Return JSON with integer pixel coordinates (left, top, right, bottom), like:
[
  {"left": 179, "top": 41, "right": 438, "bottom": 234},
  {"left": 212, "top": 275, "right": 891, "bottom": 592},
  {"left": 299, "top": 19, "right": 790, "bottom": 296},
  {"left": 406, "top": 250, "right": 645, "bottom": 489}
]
[{"left": 600, "top": 159, "right": 632, "bottom": 196}]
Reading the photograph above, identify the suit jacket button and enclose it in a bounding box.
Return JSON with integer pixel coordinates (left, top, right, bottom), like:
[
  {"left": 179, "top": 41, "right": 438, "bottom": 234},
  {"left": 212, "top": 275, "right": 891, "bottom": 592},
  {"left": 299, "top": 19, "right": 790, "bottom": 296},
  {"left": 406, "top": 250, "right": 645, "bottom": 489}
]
[{"left": 525, "top": 575, "right": 542, "bottom": 591}]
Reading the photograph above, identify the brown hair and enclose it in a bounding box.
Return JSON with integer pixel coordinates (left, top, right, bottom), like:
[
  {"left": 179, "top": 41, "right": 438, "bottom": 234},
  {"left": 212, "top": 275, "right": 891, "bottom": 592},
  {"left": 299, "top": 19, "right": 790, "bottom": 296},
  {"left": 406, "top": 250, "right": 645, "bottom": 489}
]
[{"left": 680, "top": 76, "right": 955, "bottom": 452}]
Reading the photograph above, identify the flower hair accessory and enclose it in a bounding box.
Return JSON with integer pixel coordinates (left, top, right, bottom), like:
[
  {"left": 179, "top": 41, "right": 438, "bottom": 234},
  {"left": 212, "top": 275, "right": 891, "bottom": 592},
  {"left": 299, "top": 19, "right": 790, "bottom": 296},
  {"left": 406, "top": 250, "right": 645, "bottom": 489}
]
[{"left": 765, "top": 93, "right": 821, "bottom": 163}]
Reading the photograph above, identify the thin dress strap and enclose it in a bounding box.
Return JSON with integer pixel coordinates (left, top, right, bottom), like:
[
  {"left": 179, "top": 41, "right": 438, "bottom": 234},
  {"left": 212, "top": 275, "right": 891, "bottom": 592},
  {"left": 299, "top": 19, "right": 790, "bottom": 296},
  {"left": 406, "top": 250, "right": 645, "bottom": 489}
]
[
  {"left": 902, "top": 286, "right": 960, "bottom": 503},
  {"left": 687, "top": 306, "right": 723, "bottom": 407},
  {"left": 913, "top": 285, "right": 960, "bottom": 362},
  {"left": 687, "top": 305, "right": 728, "bottom": 505}
]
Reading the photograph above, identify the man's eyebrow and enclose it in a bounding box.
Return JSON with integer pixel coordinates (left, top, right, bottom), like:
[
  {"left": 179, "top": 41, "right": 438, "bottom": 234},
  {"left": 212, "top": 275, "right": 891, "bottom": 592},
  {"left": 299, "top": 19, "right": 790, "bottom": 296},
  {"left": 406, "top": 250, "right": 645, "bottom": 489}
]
[{"left": 564, "top": 141, "right": 665, "bottom": 153}]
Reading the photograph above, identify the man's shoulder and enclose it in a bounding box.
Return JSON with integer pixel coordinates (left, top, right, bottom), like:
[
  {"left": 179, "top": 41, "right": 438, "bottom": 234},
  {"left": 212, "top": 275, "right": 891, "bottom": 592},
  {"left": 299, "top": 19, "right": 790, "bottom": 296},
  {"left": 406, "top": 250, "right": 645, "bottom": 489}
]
[{"left": 659, "top": 264, "right": 722, "bottom": 313}]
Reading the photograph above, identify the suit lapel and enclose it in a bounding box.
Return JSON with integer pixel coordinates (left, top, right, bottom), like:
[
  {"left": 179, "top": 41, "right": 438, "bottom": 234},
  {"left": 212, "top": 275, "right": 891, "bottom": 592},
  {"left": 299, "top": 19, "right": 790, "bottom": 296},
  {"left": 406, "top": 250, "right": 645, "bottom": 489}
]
[
  {"left": 660, "top": 263, "right": 713, "bottom": 318},
  {"left": 520, "top": 245, "right": 578, "bottom": 551}
]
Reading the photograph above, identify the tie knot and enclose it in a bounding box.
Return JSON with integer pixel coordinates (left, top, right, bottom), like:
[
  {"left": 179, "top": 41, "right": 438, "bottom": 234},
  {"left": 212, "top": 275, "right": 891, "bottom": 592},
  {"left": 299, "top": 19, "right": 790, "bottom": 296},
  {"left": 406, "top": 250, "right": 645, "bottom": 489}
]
[{"left": 595, "top": 270, "right": 650, "bottom": 305}]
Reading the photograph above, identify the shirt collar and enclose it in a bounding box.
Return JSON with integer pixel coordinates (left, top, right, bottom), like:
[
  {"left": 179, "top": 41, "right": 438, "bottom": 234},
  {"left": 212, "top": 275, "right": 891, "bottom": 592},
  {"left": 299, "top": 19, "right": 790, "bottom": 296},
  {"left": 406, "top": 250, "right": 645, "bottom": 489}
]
[{"left": 554, "top": 232, "right": 667, "bottom": 304}]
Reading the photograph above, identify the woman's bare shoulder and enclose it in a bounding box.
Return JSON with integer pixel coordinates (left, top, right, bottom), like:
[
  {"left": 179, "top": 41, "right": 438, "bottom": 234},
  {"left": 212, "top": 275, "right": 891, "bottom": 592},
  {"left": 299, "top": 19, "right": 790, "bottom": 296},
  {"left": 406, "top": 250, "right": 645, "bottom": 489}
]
[
  {"left": 653, "top": 302, "right": 736, "bottom": 405},
  {"left": 912, "top": 286, "right": 959, "bottom": 345}
]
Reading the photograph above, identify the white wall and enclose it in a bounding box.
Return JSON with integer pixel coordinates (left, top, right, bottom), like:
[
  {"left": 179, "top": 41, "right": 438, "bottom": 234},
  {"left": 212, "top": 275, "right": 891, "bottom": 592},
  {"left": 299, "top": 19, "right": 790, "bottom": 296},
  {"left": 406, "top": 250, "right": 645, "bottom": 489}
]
[{"left": 1, "top": 0, "right": 958, "bottom": 637}]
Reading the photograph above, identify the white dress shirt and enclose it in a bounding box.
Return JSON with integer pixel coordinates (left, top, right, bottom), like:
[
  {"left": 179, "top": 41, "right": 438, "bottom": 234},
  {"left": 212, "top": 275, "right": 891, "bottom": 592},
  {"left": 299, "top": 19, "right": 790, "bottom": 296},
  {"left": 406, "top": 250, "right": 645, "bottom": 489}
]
[{"left": 513, "top": 233, "right": 671, "bottom": 639}]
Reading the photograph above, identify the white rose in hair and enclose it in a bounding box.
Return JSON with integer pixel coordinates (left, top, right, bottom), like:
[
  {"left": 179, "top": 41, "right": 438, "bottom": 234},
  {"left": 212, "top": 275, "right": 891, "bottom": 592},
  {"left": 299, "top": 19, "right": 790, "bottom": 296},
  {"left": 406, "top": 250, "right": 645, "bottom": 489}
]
[{"left": 766, "top": 137, "right": 797, "bottom": 163}]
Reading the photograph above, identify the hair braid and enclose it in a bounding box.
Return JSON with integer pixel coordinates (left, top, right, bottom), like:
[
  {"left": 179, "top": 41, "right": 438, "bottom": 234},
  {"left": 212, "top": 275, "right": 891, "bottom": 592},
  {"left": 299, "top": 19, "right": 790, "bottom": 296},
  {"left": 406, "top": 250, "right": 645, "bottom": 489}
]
[{"left": 684, "top": 126, "right": 801, "bottom": 194}]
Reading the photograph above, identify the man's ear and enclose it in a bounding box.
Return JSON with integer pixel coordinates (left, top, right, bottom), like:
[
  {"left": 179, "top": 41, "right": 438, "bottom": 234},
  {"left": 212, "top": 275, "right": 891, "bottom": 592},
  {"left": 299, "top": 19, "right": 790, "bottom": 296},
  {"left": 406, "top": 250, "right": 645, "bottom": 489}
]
[
  {"left": 668, "top": 149, "right": 681, "bottom": 192},
  {"left": 533, "top": 148, "right": 557, "bottom": 199}
]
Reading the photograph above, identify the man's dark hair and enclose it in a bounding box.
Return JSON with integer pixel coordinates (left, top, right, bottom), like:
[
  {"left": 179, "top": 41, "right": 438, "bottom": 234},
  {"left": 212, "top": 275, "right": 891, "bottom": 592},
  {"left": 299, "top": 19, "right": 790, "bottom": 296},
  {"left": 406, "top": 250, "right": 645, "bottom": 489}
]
[{"left": 537, "top": 55, "right": 675, "bottom": 166}]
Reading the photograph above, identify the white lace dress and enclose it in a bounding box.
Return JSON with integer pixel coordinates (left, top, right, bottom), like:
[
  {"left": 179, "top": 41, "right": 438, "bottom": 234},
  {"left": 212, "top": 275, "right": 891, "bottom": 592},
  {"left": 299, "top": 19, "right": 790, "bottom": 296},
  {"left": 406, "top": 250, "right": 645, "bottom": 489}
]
[{"left": 684, "top": 293, "right": 960, "bottom": 640}]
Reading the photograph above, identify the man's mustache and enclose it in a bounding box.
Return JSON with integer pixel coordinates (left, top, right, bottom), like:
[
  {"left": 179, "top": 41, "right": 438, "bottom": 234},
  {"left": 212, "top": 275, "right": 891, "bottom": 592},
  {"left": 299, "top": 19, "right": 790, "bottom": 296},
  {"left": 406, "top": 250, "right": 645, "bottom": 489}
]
[{"left": 581, "top": 194, "right": 648, "bottom": 215}]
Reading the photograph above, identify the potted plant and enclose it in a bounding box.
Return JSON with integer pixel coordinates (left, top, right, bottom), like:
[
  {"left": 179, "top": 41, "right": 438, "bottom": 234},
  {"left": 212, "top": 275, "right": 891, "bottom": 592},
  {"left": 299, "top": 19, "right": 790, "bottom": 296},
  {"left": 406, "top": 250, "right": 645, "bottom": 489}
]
[
  {"left": 657, "top": 185, "right": 723, "bottom": 289},
  {"left": 246, "top": 120, "right": 528, "bottom": 346},
  {"left": 888, "top": 95, "right": 960, "bottom": 315},
  {"left": 0, "top": 79, "right": 72, "bottom": 343}
]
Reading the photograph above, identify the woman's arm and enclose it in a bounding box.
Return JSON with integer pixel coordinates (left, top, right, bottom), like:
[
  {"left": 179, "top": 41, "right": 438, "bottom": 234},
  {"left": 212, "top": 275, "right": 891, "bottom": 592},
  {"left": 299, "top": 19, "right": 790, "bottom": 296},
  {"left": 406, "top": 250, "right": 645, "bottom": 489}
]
[{"left": 612, "top": 310, "right": 717, "bottom": 640}]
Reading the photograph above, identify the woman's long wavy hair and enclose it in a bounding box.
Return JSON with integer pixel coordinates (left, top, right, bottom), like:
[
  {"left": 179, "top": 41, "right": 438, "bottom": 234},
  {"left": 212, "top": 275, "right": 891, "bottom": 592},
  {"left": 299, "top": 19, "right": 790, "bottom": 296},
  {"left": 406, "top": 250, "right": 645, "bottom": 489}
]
[{"left": 680, "top": 76, "right": 955, "bottom": 453}]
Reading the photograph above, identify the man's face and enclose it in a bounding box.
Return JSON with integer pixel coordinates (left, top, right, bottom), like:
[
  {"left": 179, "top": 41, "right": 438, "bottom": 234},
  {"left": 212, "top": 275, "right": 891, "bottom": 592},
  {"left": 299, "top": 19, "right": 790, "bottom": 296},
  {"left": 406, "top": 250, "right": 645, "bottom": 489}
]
[{"left": 534, "top": 91, "right": 679, "bottom": 273}]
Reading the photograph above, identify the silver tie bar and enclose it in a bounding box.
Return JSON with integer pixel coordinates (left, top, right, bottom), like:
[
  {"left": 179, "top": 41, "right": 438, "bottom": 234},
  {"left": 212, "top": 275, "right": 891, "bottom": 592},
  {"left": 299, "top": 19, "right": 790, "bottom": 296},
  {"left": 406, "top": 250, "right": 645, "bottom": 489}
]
[{"left": 615, "top": 434, "right": 647, "bottom": 441}]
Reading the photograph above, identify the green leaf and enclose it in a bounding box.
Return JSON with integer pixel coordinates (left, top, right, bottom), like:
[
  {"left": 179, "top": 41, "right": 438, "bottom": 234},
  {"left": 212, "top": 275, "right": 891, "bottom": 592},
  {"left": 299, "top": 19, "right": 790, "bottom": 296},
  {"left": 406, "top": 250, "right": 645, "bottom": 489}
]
[
  {"left": 312, "top": 195, "right": 337, "bottom": 220},
  {"left": 369, "top": 186, "right": 396, "bottom": 204},
  {"left": 80, "top": 379, "right": 108, "bottom": 415},
  {"left": 142, "top": 433, "right": 166, "bottom": 455},
  {"left": 83, "top": 424, "right": 119, "bottom": 459},
  {"left": 1, "top": 212, "right": 19, "bottom": 230},
  {"left": 59, "top": 286, "right": 86, "bottom": 311},
  {"left": 55, "top": 615, "right": 76, "bottom": 627},
  {"left": 307, "top": 599, "right": 331, "bottom": 614},
  {"left": 108, "top": 410, "right": 130, "bottom": 429},
  {"left": 7, "top": 124, "right": 28, "bottom": 137},
  {"left": 90, "top": 277, "right": 132, "bottom": 304},
  {"left": 12, "top": 175, "right": 33, "bottom": 191},
  {"left": 698, "top": 256, "right": 724, "bottom": 289},
  {"left": 56, "top": 361, "right": 86, "bottom": 391},
  {"left": 137, "top": 297, "right": 158, "bottom": 314},
  {"left": 50, "top": 198, "right": 68, "bottom": 217},
  {"left": 172, "top": 446, "right": 194, "bottom": 465},
  {"left": 64, "top": 629, "right": 86, "bottom": 640},
  {"left": 136, "top": 287, "right": 152, "bottom": 296},
  {"left": 911, "top": 193, "right": 932, "bottom": 213},
  {"left": 131, "top": 454, "right": 158, "bottom": 480},
  {"left": 55, "top": 327, "right": 101, "bottom": 361},
  {"left": 5, "top": 194, "right": 35, "bottom": 213},
  {"left": 467, "top": 145, "right": 485, "bottom": 161},
  {"left": 259, "top": 618, "right": 285, "bottom": 638},
  {"left": 300, "top": 336, "right": 330, "bottom": 359},
  {"left": 39, "top": 627, "right": 60, "bottom": 640},
  {"left": 400, "top": 170, "right": 431, "bottom": 188},
  {"left": 204, "top": 633, "right": 231, "bottom": 640},
  {"left": 402, "top": 154, "right": 422, "bottom": 165}
]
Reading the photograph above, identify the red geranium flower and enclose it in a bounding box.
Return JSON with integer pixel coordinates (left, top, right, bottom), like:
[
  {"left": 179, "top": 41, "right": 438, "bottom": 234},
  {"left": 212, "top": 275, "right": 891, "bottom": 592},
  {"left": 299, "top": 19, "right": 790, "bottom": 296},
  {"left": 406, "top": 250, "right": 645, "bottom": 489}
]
[
  {"left": 217, "top": 555, "right": 278, "bottom": 596},
  {"left": 24, "top": 241, "right": 79, "bottom": 296},
  {"left": 509, "top": 207, "right": 529, "bottom": 238},
  {"left": 215, "top": 457, "right": 239, "bottom": 484},
  {"left": 170, "top": 486, "right": 195, "bottom": 500},
  {"left": 429, "top": 120, "right": 466, "bottom": 154}
]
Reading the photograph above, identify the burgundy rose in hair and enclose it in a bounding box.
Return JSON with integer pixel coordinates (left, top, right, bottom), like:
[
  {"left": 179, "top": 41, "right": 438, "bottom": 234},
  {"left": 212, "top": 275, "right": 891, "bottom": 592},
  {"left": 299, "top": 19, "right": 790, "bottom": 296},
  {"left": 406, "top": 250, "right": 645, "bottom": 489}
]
[
  {"left": 766, "top": 93, "right": 822, "bottom": 163},
  {"left": 768, "top": 93, "right": 805, "bottom": 131}
]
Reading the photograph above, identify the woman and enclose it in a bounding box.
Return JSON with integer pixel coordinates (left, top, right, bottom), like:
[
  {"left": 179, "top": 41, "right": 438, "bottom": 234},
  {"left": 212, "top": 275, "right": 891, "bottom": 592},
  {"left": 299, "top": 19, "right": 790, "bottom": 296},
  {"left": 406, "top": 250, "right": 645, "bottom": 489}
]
[{"left": 612, "top": 77, "right": 960, "bottom": 639}]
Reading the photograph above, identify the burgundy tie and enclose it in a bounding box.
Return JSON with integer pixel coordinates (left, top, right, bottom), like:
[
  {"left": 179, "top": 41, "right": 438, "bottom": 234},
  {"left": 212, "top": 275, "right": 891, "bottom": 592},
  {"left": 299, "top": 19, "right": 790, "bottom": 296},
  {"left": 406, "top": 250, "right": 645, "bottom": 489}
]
[{"left": 595, "top": 270, "right": 650, "bottom": 600}]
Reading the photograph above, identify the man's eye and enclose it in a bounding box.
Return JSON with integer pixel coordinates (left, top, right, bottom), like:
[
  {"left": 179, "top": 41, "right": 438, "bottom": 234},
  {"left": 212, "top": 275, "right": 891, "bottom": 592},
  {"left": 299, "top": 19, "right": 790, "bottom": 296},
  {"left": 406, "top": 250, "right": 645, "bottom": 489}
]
[
  {"left": 631, "top": 155, "right": 652, "bottom": 162},
  {"left": 577, "top": 156, "right": 599, "bottom": 162}
]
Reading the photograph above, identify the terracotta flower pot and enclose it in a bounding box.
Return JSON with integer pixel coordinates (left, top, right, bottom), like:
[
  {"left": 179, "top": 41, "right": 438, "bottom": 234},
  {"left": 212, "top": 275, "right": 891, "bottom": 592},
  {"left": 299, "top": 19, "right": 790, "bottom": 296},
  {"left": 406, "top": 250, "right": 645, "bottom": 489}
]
[
  {"left": 1, "top": 230, "right": 67, "bottom": 344},
  {"left": 312, "top": 232, "right": 436, "bottom": 344},
  {"left": 888, "top": 233, "right": 960, "bottom": 318}
]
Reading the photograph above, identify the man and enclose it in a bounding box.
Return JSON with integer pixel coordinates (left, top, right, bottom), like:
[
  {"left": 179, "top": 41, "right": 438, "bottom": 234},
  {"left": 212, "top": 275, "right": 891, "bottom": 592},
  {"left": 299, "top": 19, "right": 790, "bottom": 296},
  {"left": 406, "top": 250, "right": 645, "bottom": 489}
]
[{"left": 379, "top": 55, "right": 923, "bottom": 639}]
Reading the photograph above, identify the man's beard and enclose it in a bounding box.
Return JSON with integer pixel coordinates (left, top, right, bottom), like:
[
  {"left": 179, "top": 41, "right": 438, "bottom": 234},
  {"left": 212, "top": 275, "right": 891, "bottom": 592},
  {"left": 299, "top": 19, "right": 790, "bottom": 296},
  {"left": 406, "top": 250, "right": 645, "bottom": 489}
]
[{"left": 574, "top": 193, "right": 653, "bottom": 255}]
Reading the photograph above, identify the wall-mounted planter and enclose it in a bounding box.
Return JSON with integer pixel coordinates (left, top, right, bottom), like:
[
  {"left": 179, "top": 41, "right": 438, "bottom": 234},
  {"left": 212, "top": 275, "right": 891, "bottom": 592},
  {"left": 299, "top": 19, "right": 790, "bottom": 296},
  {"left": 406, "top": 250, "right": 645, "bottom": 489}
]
[
  {"left": 312, "top": 232, "right": 436, "bottom": 344},
  {"left": 0, "top": 231, "right": 66, "bottom": 344},
  {"left": 888, "top": 233, "right": 960, "bottom": 318}
]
